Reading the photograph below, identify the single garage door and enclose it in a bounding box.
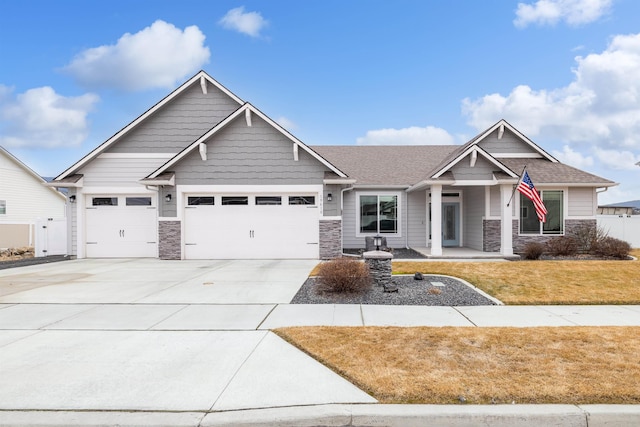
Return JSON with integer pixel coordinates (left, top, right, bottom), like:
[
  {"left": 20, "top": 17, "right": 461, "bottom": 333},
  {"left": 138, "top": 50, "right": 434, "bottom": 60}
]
[
  {"left": 85, "top": 195, "right": 157, "bottom": 258},
  {"left": 184, "top": 194, "right": 319, "bottom": 259}
]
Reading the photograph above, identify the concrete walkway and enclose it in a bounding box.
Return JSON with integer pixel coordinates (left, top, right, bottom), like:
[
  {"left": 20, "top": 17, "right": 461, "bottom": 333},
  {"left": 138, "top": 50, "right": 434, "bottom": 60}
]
[{"left": 0, "top": 259, "right": 638, "bottom": 426}]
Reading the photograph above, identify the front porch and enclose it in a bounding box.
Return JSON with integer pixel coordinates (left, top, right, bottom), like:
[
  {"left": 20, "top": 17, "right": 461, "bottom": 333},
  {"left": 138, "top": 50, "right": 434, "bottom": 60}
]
[{"left": 409, "top": 247, "right": 520, "bottom": 260}]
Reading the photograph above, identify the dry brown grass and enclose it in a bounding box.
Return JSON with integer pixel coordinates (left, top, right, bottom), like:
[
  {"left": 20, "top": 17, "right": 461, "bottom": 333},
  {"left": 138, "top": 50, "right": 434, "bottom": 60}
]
[
  {"left": 276, "top": 326, "right": 640, "bottom": 404},
  {"left": 393, "top": 259, "right": 640, "bottom": 305}
]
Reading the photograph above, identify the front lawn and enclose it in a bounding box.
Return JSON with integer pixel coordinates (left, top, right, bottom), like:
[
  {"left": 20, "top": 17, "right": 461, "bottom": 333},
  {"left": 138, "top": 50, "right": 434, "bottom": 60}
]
[
  {"left": 276, "top": 326, "right": 640, "bottom": 404},
  {"left": 393, "top": 256, "right": 640, "bottom": 305}
]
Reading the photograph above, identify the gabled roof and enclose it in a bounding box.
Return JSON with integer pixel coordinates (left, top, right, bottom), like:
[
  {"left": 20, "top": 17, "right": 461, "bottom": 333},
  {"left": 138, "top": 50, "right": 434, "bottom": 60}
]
[
  {"left": 430, "top": 144, "right": 517, "bottom": 179},
  {"left": 0, "top": 146, "right": 67, "bottom": 200},
  {"left": 146, "top": 103, "right": 348, "bottom": 179},
  {"left": 500, "top": 158, "right": 616, "bottom": 186},
  {"left": 426, "top": 119, "right": 557, "bottom": 179},
  {"left": 55, "top": 70, "right": 243, "bottom": 181}
]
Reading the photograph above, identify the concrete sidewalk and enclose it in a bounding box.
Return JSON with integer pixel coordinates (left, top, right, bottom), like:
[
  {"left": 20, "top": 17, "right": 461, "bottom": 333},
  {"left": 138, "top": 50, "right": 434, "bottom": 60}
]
[{"left": 1, "top": 259, "right": 639, "bottom": 426}]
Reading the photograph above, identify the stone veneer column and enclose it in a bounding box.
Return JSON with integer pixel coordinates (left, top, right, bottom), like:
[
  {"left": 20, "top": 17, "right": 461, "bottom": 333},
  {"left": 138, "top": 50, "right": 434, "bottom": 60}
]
[
  {"left": 319, "top": 219, "right": 342, "bottom": 259},
  {"left": 363, "top": 250, "right": 394, "bottom": 291},
  {"left": 159, "top": 220, "right": 181, "bottom": 260}
]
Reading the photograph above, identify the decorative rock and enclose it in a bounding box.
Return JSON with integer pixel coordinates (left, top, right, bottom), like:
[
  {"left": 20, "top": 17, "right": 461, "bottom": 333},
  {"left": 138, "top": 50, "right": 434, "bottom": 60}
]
[
  {"left": 414, "top": 272, "right": 424, "bottom": 280},
  {"left": 383, "top": 283, "right": 398, "bottom": 293}
]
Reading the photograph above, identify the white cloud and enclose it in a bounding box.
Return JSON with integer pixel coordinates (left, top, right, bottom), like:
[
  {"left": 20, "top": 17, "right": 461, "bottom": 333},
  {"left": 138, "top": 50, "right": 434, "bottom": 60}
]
[
  {"left": 462, "top": 32, "right": 640, "bottom": 158},
  {"left": 219, "top": 7, "right": 268, "bottom": 37},
  {"left": 356, "top": 126, "right": 455, "bottom": 145},
  {"left": 0, "top": 85, "right": 99, "bottom": 148},
  {"left": 594, "top": 148, "right": 640, "bottom": 170},
  {"left": 514, "top": 0, "right": 613, "bottom": 28},
  {"left": 553, "top": 145, "right": 594, "bottom": 168},
  {"left": 63, "top": 20, "right": 210, "bottom": 91},
  {"left": 275, "top": 116, "right": 297, "bottom": 131}
]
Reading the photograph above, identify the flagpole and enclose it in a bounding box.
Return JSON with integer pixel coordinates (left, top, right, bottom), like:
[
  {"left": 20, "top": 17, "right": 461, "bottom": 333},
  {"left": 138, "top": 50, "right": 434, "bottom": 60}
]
[{"left": 507, "top": 165, "right": 527, "bottom": 207}]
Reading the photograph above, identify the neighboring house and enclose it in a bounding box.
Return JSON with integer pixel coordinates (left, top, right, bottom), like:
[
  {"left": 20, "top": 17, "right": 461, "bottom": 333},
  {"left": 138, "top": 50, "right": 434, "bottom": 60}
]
[
  {"left": 598, "top": 200, "right": 640, "bottom": 215},
  {"left": 0, "top": 147, "right": 67, "bottom": 249},
  {"left": 51, "top": 71, "right": 616, "bottom": 260}
]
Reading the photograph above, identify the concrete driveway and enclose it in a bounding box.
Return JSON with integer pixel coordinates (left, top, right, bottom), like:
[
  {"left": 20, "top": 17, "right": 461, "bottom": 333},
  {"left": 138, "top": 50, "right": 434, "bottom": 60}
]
[{"left": 0, "top": 259, "right": 376, "bottom": 418}]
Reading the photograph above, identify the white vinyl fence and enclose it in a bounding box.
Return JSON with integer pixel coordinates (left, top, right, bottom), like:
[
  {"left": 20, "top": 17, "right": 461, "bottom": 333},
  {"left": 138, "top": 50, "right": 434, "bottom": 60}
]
[
  {"left": 597, "top": 215, "right": 640, "bottom": 248},
  {"left": 35, "top": 218, "right": 67, "bottom": 257}
]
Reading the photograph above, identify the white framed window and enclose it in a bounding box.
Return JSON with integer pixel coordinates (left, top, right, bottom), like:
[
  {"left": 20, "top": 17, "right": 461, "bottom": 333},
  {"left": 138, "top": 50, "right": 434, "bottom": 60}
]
[
  {"left": 356, "top": 192, "right": 401, "bottom": 236},
  {"left": 520, "top": 190, "right": 564, "bottom": 235},
  {"left": 0, "top": 200, "right": 5, "bottom": 215}
]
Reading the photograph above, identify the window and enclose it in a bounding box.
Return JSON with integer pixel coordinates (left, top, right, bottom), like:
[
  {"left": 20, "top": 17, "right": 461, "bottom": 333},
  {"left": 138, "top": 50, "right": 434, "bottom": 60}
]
[
  {"left": 92, "top": 197, "right": 118, "bottom": 206},
  {"left": 0, "top": 200, "right": 5, "bottom": 215},
  {"left": 256, "top": 196, "right": 281, "bottom": 205},
  {"left": 188, "top": 196, "right": 214, "bottom": 206},
  {"left": 289, "top": 196, "right": 315, "bottom": 205},
  {"left": 126, "top": 197, "right": 152, "bottom": 206},
  {"left": 222, "top": 196, "right": 248, "bottom": 205},
  {"left": 520, "top": 190, "right": 563, "bottom": 234},
  {"left": 358, "top": 193, "right": 399, "bottom": 234}
]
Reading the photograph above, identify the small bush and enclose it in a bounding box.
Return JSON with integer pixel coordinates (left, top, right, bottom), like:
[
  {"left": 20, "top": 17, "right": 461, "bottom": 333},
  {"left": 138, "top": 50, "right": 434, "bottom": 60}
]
[
  {"left": 522, "top": 242, "right": 545, "bottom": 260},
  {"left": 316, "top": 257, "right": 372, "bottom": 294},
  {"left": 572, "top": 223, "right": 608, "bottom": 253},
  {"left": 591, "top": 236, "right": 631, "bottom": 259},
  {"left": 546, "top": 236, "right": 578, "bottom": 256}
]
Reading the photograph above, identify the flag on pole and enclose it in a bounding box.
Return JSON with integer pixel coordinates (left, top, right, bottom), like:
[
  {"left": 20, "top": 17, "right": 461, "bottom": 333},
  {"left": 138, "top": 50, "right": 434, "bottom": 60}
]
[{"left": 517, "top": 171, "right": 547, "bottom": 223}]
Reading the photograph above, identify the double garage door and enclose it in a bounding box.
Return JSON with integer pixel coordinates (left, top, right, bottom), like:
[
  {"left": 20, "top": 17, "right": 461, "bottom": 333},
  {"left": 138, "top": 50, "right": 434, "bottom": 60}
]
[
  {"left": 85, "top": 195, "right": 157, "bottom": 258},
  {"left": 184, "top": 194, "right": 319, "bottom": 259}
]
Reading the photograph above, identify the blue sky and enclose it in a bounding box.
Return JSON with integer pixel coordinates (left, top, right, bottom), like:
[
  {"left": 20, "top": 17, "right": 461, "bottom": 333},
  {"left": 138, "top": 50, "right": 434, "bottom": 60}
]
[{"left": 1, "top": 0, "right": 639, "bottom": 204}]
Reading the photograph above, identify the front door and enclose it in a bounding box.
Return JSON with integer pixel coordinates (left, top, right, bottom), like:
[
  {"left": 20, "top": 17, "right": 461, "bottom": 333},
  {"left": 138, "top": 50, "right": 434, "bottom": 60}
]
[{"left": 442, "top": 202, "right": 460, "bottom": 247}]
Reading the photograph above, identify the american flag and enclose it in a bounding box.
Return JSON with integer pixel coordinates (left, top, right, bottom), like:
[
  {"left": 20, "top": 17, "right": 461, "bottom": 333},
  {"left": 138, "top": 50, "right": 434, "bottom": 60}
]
[{"left": 517, "top": 171, "right": 547, "bottom": 223}]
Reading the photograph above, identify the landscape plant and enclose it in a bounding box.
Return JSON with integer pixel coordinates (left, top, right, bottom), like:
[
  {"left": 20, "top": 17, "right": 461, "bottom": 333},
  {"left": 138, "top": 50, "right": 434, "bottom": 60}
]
[
  {"left": 522, "top": 242, "right": 545, "bottom": 260},
  {"left": 315, "top": 257, "right": 372, "bottom": 294}
]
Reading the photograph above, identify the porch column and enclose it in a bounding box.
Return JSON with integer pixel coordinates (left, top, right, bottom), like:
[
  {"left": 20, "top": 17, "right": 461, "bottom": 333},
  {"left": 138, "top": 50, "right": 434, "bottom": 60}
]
[
  {"left": 500, "top": 184, "right": 514, "bottom": 256},
  {"left": 430, "top": 184, "right": 443, "bottom": 256}
]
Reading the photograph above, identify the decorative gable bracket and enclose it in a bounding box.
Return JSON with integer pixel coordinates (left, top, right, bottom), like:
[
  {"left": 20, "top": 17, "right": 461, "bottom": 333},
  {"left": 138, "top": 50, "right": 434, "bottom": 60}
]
[{"left": 199, "top": 143, "right": 207, "bottom": 161}]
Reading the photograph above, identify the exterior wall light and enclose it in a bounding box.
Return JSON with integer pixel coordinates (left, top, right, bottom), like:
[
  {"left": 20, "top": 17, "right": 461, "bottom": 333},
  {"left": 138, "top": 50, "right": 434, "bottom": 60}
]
[
  {"left": 69, "top": 195, "right": 76, "bottom": 203},
  {"left": 327, "top": 193, "right": 332, "bottom": 202},
  {"left": 165, "top": 194, "right": 172, "bottom": 202}
]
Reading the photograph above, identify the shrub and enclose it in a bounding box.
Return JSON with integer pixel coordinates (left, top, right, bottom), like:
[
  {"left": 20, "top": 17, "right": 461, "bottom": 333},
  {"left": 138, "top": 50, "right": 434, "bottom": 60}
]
[
  {"left": 591, "top": 236, "right": 631, "bottom": 259},
  {"left": 572, "top": 223, "right": 608, "bottom": 253},
  {"left": 522, "top": 242, "right": 545, "bottom": 260},
  {"left": 316, "top": 257, "right": 372, "bottom": 294},
  {"left": 546, "top": 236, "right": 578, "bottom": 256}
]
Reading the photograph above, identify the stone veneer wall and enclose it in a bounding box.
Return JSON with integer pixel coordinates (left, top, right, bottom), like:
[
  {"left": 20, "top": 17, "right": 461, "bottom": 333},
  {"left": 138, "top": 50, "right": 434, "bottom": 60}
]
[
  {"left": 159, "top": 220, "right": 181, "bottom": 260},
  {"left": 483, "top": 219, "right": 598, "bottom": 253},
  {"left": 319, "top": 219, "right": 342, "bottom": 259}
]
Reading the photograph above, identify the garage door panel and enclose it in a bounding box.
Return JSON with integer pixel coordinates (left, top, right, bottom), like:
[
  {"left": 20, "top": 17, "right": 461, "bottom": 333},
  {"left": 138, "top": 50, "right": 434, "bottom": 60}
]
[
  {"left": 85, "top": 196, "right": 157, "bottom": 258},
  {"left": 184, "top": 194, "right": 319, "bottom": 259}
]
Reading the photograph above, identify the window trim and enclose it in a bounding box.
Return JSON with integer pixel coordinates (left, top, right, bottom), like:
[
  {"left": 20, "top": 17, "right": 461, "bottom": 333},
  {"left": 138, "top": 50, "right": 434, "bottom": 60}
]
[
  {"left": 518, "top": 188, "right": 566, "bottom": 236},
  {"left": 355, "top": 191, "right": 402, "bottom": 237}
]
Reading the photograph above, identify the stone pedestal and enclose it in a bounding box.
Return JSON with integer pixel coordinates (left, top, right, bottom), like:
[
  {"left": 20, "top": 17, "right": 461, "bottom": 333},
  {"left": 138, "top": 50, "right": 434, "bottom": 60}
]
[{"left": 363, "top": 250, "right": 395, "bottom": 291}]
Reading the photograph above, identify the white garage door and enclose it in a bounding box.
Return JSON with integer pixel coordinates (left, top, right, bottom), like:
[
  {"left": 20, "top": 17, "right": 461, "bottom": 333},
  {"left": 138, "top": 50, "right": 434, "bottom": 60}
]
[
  {"left": 85, "top": 195, "right": 157, "bottom": 258},
  {"left": 184, "top": 194, "right": 319, "bottom": 259}
]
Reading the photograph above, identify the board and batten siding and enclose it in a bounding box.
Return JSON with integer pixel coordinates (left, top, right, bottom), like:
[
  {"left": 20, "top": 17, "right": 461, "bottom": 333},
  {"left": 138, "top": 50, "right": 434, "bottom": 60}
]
[
  {"left": 342, "top": 189, "right": 408, "bottom": 249},
  {"left": 477, "top": 129, "right": 539, "bottom": 155},
  {"left": 107, "top": 83, "right": 240, "bottom": 154},
  {"left": 463, "top": 187, "right": 484, "bottom": 250},
  {"left": 78, "top": 157, "right": 171, "bottom": 187},
  {"left": 407, "top": 190, "right": 426, "bottom": 248},
  {"left": 568, "top": 187, "right": 596, "bottom": 217},
  {"left": 174, "top": 116, "right": 328, "bottom": 185}
]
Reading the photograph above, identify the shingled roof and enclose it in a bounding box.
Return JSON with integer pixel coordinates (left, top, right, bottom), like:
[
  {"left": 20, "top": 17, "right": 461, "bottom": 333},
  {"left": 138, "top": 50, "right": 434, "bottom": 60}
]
[{"left": 311, "top": 145, "right": 616, "bottom": 187}]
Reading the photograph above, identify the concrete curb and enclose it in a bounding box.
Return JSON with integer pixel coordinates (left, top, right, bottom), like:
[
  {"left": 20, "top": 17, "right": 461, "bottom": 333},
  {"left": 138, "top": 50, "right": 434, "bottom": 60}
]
[{"left": 2, "top": 404, "right": 639, "bottom": 427}]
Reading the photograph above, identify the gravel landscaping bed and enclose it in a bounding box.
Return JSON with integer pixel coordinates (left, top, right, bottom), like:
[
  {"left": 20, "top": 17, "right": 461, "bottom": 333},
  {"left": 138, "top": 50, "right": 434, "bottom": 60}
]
[
  {"left": 0, "top": 255, "right": 70, "bottom": 270},
  {"left": 291, "top": 275, "right": 498, "bottom": 306},
  {"left": 342, "top": 248, "right": 426, "bottom": 259}
]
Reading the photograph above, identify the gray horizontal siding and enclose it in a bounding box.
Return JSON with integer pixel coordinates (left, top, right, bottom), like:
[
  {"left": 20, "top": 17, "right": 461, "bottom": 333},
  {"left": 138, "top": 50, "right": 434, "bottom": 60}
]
[
  {"left": 478, "top": 129, "right": 538, "bottom": 155},
  {"left": 108, "top": 83, "right": 240, "bottom": 154},
  {"left": 175, "top": 115, "right": 327, "bottom": 185},
  {"left": 568, "top": 187, "right": 596, "bottom": 217},
  {"left": 407, "top": 191, "right": 426, "bottom": 248},
  {"left": 463, "top": 186, "right": 484, "bottom": 250},
  {"left": 79, "top": 158, "right": 169, "bottom": 187},
  {"left": 451, "top": 155, "right": 496, "bottom": 180}
]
